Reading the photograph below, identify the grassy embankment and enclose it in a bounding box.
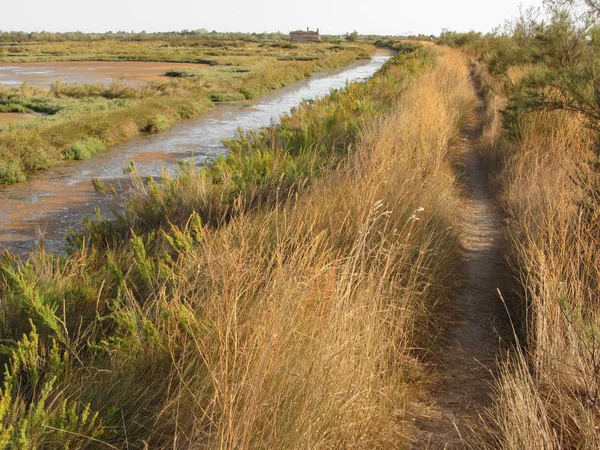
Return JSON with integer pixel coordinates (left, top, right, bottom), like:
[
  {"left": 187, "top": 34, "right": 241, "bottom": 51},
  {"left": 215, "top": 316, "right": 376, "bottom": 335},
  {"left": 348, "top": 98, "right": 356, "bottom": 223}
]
[
  {"left": 485, "top": 77, "right": 600, "bottom": 450},
  {"left": 441, "top": 3, "right": 600, "bottom": 446},
  {"left": 0, "top": 35, "right": 373, "bottom": 184},
  {"left": 0, "top": 44, "right": 475, "bottom": 448}
]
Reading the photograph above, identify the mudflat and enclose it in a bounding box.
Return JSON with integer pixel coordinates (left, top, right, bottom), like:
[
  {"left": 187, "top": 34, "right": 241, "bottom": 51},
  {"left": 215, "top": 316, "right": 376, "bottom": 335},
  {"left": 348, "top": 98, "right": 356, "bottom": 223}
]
[
  {"left": 0, "top": 112, "right": 37, "bottom": 124},
  {"left": 0, "top": 61, "right": 207, "bottom": 88}
]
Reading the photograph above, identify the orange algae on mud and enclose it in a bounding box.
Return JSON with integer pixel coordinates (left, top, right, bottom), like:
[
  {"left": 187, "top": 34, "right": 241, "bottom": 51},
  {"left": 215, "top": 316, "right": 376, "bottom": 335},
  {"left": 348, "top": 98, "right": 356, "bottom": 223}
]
[
  {"left": 0, "top": 112, "right": 37, "bottom": 124},
  {"left": 0, "top": 61, "right": 207, "bottom": 88}
]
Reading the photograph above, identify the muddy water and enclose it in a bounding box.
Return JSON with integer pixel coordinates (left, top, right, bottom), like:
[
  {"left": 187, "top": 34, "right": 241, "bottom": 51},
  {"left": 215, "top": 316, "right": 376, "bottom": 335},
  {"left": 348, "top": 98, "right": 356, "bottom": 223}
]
[
  {"left": 0, "top": 61, "right": 206, "bottom": 88},
  {"left": 0, "top": 52, "right": 393, "bottom": 255},
  {"left": 0, "top": 113, "right": 37, "bottom": 124}
]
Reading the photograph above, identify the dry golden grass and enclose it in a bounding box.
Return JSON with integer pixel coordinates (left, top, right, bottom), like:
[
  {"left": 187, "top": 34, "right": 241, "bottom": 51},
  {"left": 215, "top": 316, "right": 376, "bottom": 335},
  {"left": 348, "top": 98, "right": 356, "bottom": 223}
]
[
  {"left": 505, "top": 65, "right": 535, "bottom": 86},
  {"left": 471, "top": 61, "right": 510, "bottom": 176},
  {"left": 480, "top": 78, "right": 600, "bottom": 448}
]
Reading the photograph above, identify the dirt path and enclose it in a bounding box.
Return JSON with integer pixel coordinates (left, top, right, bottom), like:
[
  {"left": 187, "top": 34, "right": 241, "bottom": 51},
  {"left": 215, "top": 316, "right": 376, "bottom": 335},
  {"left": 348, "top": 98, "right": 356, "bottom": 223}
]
[{"left": 412, "top": 97, "right": 512, "bottom": 448}]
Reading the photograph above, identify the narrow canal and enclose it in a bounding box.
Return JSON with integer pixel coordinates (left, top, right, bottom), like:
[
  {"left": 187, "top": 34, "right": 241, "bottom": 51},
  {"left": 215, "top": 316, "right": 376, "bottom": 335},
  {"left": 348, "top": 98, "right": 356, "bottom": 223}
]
[{"left": 0, "top": 51, "right": 393, "bottom": 254}]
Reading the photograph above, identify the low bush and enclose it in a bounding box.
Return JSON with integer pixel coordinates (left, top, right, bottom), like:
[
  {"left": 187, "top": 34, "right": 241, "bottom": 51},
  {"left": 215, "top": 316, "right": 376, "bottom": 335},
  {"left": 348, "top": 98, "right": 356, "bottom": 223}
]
[
  {"left": 209, "top": 92, "right": 246, "bottom": 102},
  {"left": 165, "top": 68, "right": 203, "bottom": 78},
  {"left": 64, "top": 136, "right": 106, "bottom": 160},
  {"left": 0, "top": 158, "right": 25, "bottom": 183},
  {"left": 140, "top": 113, "right": 171, "bottom": 133}
]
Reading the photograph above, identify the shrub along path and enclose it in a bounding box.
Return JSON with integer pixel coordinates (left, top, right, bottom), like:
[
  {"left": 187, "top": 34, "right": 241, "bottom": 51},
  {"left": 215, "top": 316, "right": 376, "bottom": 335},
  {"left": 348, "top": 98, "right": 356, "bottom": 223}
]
[{"left": 412, "top": 92, "right": 513, "bottom": 447}]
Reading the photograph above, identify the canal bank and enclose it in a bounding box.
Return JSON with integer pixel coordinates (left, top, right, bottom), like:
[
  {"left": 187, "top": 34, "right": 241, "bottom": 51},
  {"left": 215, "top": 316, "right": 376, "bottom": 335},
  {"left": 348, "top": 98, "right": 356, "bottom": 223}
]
[{"left": 0, "top": 50, "right": 393, "bottom": 254}]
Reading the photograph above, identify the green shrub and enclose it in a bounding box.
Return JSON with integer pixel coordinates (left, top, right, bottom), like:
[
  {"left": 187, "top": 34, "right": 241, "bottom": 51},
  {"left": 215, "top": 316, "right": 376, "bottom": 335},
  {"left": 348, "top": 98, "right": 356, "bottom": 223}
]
[
  {"left": 52, "top": 81, "right": 104, "bottom": 98},
  {"left": 0, "top": 327, "right": 104, "bottom": 448},
  {"left": 0, "top": 104, "right": 31, "bottom": 113},
  {"left": 0, "top": 159, "right": 25, "bottom": 184},
  {"left": 238, "top": 86, "right": 258, "bottom": 99},
  {"left": 64, "top": 137, "right": 106, "bottom": 160},
  {"left": 103, "top": 81, "right": 137, "bottom": 99},
  {"left": 140, "top": 114, "right": 171, "bottom": 133},
  {"left": 177, "top": 103, "right": 199, "bottom": 119},
  {"left": 165, "top": 69, "right": 201, "bottom": 78},
  {"left": 20, "top": 147, "right": 51, "bottom": 172},
  {"left": 0, "top": 96, "right": 60, "bottom": 114}
]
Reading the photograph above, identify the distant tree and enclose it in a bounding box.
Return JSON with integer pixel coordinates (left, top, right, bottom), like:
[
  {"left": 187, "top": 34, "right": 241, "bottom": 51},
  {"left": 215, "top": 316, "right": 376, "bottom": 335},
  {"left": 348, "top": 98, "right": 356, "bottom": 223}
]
[{"left": 345, "top": 30, "right": 359, "bottom": 42}]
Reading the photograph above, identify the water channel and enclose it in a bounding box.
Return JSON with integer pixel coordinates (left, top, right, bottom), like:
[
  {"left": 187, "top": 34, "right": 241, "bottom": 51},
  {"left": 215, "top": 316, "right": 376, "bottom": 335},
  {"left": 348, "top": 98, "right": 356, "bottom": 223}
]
[{"left": 0, "top": 51, "right": 393, "bottom": 254}]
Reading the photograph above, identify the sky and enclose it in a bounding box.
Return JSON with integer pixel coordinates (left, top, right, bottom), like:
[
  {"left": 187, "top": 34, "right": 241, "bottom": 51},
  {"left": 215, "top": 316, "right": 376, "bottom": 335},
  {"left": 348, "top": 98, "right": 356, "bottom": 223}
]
[{"left": 1, "top": 0, "right": 544, "bottom": 36}]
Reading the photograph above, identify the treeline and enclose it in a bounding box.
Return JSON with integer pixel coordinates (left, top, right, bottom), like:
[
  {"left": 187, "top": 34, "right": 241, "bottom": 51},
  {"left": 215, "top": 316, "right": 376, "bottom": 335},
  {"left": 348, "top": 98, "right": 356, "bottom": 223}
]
[{"left": 0, "top": 30, "right": 288, "bottom": 43}]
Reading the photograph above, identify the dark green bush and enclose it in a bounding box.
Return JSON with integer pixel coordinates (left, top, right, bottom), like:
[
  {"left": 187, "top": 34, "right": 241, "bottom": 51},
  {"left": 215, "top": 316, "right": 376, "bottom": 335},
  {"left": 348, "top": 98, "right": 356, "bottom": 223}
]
[
  {"left": 140, "top": 114, "right": 171, "bottom": 133},
  {"left": 209, "top": 92, "right": 246, "bottom": 102}
]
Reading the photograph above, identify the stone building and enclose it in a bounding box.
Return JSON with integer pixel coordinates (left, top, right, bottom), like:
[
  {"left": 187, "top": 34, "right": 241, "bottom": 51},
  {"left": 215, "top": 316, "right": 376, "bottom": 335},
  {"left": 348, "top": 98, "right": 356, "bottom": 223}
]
[{"left": 289, "top": 28, "right": 320, "bottom": 43}]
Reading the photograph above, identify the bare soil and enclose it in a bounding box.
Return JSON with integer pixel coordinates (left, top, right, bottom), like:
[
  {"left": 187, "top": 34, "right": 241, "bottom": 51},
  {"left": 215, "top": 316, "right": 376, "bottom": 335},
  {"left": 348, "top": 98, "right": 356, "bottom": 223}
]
[
  {"left": 412, "top": 98, "right": 512, "bottom": 448},
  {"left": 0, "top": 112, "right": 37, "bottom": 124}
]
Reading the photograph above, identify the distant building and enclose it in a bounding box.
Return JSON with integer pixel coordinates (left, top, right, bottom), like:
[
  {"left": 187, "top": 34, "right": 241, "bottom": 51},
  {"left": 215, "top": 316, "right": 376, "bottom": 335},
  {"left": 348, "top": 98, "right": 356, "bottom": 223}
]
[{"left": 289, "top": 28, "right": 320, "bottom": 43}]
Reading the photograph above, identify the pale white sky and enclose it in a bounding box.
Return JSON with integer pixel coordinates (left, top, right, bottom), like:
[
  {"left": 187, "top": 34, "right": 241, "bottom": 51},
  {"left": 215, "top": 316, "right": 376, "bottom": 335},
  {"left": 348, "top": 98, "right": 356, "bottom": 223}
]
[{"left": 1, "top": 0, "right": 543, "bottom": 36}]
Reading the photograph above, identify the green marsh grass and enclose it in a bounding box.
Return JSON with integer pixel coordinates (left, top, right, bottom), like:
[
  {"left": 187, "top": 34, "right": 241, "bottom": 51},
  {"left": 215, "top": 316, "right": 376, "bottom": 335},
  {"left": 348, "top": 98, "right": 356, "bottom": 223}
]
[{"left": 0, "top": 37, "right": 373, "bottom": 184}]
